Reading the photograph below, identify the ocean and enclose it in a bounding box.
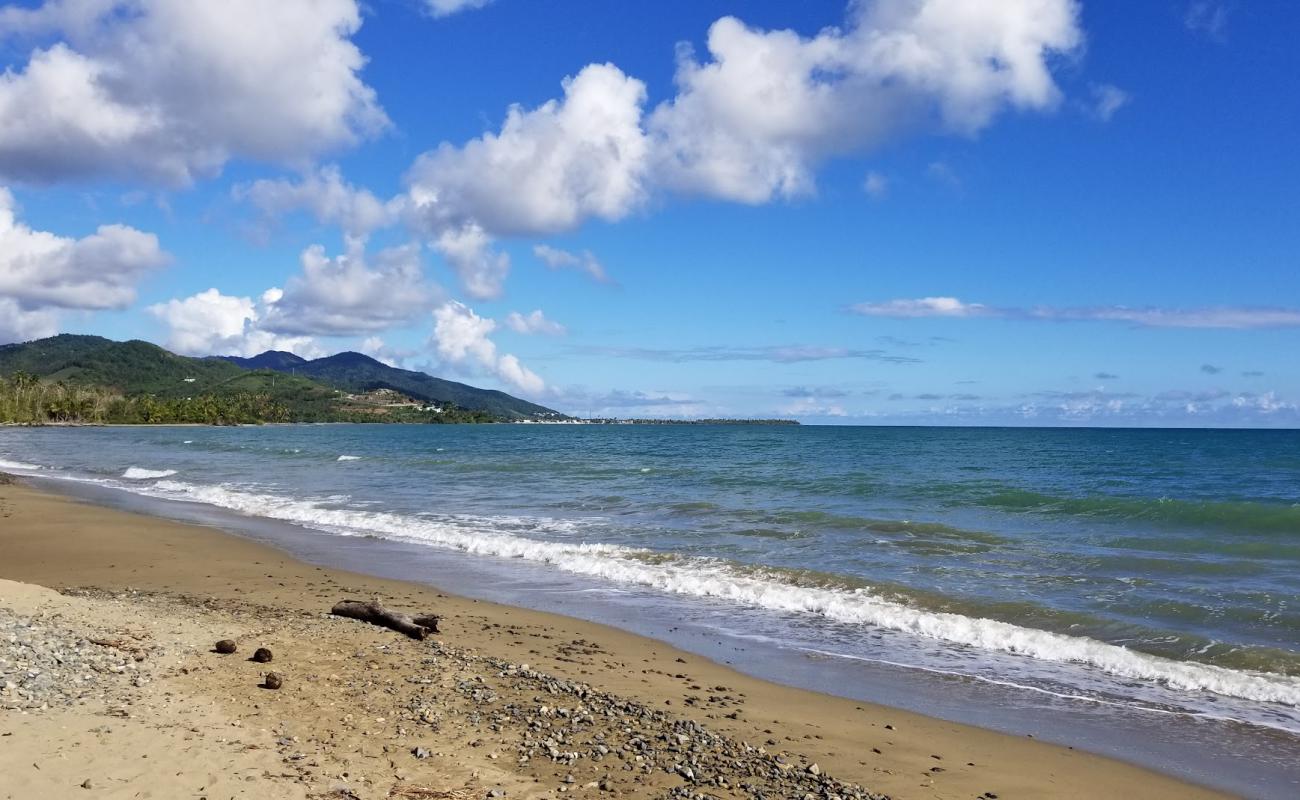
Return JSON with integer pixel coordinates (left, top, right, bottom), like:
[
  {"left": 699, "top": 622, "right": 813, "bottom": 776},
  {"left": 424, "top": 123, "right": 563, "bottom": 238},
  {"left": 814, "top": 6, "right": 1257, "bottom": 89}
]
[{"left": 2, "top": 424, "right": 1297, "bottom": 796}]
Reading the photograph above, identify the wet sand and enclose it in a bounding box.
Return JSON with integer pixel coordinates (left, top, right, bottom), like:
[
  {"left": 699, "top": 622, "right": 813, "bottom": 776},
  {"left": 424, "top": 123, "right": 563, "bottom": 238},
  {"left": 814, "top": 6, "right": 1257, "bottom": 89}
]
[{"left": 0, "top": 479, "right": 1229, "bottom": 799}]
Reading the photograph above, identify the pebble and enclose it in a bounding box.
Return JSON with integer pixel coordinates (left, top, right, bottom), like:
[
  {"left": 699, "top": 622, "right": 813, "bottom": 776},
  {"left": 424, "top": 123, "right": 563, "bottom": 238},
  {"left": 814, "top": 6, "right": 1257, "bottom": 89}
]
[{"left": 0, "top": 610, "right": 154, "bottom": 711}]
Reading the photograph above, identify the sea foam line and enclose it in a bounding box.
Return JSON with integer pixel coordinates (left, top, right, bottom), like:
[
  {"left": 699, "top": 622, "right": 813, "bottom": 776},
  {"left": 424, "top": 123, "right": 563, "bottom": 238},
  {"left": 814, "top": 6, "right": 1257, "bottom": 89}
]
[
  {"left": 0, "top": 457, "right": 42, "bottom": 471},
  {"left": 122, "top": 467, "right": 178, "bottom": 480},
  {"left": 137, "top": 479, "right": 1300, "bottom": 709}
]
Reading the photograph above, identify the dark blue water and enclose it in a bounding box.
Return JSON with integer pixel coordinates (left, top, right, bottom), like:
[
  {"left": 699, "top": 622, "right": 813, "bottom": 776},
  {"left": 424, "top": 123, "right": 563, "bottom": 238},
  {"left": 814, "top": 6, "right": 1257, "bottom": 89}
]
[{"left": 3, "top": 425, "right": 1298, "bottom": 796}]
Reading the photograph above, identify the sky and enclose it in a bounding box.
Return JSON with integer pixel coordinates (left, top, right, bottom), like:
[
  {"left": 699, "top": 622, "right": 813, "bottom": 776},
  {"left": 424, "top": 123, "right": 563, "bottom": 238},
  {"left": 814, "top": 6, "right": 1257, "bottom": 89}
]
[{"left": 0, "top": 0, "right": 1297, "bottom": 426}]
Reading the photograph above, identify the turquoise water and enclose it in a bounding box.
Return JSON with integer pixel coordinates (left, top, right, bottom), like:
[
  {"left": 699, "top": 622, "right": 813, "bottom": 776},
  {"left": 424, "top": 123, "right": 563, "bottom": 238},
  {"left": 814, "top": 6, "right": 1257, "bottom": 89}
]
[{"left": 3, "top": 425, "right": 1299, "bottom": 791}]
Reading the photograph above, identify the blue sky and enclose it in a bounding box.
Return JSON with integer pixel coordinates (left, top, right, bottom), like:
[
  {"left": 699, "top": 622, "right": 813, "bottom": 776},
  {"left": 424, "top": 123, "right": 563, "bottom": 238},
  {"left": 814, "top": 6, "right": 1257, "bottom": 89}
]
[{"left": 0, "top": 0, "right": 1296, "bottom": 425}]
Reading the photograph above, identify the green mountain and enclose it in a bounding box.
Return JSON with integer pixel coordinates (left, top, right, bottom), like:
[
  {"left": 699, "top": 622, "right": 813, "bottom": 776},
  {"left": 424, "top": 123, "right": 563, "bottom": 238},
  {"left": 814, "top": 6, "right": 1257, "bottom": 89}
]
[
  {"left": 0, "top": 335, "right": 274, "bottom": 396},
  {"left": 0, "top": 335, "right": 565, "bottom": 422},
  {"left": 222, "top": 350, "right": 564, "bottom": 420}
]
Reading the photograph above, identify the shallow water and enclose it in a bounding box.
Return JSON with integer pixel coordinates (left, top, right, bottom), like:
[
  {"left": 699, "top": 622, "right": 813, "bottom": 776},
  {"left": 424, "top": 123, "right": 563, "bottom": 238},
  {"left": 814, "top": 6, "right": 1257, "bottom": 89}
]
[{"left": 3, "top": 424, "right": 1298, "bottom": 796}]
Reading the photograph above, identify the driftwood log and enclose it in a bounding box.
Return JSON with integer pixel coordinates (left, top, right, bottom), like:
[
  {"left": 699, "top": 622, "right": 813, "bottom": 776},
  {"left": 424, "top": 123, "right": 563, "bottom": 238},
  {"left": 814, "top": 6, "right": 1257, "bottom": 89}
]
[{"left": 330, "top": 599, "right": 441, "bottom": 640}]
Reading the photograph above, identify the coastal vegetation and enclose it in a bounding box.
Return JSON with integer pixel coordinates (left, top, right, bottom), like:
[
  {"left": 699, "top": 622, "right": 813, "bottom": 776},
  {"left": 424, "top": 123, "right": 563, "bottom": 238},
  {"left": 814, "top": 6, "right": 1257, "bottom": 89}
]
[
  {"left": 0, "top": 335, "right": 536, "bottom": 425},
  {"left": 0, "top": 370, "right": 505, "bottom": 426}
]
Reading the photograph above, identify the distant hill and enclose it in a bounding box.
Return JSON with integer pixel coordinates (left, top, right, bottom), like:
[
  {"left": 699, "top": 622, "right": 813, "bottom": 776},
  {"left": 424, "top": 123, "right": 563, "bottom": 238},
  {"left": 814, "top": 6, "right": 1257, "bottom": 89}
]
[
  {"left": 223, "top": 350, "right": 307, "bottom": 371},
  {"left": 221, "top": 350, "right": 563, "bottom": 421},
  {"left": 0, "top": 334, "right": 344, "bottom": 415},
  {"left": 0, "top": 334, "right": 266, "bottom": 397},
  {"left": 0, "top": 335, "right": 564, "bottom": 422}
]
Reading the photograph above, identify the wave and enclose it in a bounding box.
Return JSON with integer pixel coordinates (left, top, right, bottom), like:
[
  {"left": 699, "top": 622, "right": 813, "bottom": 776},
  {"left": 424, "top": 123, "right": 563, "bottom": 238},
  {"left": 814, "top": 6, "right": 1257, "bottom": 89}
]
[
  {"left": 0, "top": 457, "right": 42, "bottom": 471},
  {"left": 134, "top": 478, "right": 1300, "bottom": 708},
  {"left": 122, "top": 467, "right": 178, "bottom": 480},
  {"left": 337, "top": 455, "right": 362, "bottom": 462}
]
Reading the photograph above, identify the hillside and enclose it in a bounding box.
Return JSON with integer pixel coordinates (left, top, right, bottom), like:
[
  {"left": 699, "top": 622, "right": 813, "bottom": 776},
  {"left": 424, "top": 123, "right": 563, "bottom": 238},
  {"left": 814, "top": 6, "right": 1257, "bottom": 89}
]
[
  {"left": 222, "top": 350, "right": 564, "bottom": 421},
  {"left": 0, "top": 335, "right": 563, "bottom": 423},
  {"left": 0, "top": 335, "right": 250, "bottom": 396},
  {"left": 223, "top": 350, "right": 308, "bottom": 371}
]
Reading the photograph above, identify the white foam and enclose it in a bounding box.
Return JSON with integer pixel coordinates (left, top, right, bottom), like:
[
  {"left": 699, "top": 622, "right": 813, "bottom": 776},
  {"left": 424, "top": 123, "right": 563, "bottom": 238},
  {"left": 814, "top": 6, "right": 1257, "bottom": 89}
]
[
  {"left": 0, "top": 457, "right": 42, "bottom": 471},
  {"left": 182, "top": 440, "right": 193, "bottom": 445},
  {"left": 138, "top": 479, "right": 1300, "bottom": 709},
  {"left": 337, "top": 455, "right": 362, "bottom": 462},
  {"left": 122, "top": 467, "right": 178, "bottom": 480}
]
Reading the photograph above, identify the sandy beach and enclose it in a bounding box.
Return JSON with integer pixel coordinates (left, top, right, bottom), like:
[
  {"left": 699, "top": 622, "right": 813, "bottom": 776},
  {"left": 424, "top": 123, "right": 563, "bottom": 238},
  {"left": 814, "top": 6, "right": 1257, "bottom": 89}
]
[{"left": 0, "top": 477, "right": 1229, "bottom": 799}]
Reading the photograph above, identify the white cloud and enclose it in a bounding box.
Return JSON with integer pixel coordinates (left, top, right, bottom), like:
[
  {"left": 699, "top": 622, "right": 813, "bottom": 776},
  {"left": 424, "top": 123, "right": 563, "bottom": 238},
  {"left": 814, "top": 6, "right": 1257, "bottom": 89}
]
[
  {"left": 1089, "top": 83, "right": 1130, "bottom": 121},
  {"left": 404, "top": 63, "right": 650, "bottom": 237},
  {"left": 0, "top": 298, "right": 59, "bottom": 343},
  {"left": 853, "top": 296, "right": 1300, "bottom": 328},
  {"left": 505, "top": 309, "right": 565, "bottom": 336},
  {"left": 430, "top": 301, "right": 545, "bottom": 394},
  {"left": 423, "top": 0, "right": 493, "bottom": 17},
  {"left": 148, "top": 287, "right": 319, "bottom": 357},
  {"left": 261, "top": 239, "right": 437, "bottom": 335},
  {"left": 385, "top": 1, "right": 1080, "bottom": 299},
  {"left": 863, "top": 171, "right": 889, "bottom": 198},
  {"left": 0, "top": 187, "right": 168, "bottom": 339},
  {"left": 0, "top": 0, "right": 386, "bottom": 186},
  {"left": 648, "top": 1, "right": 1082, "bottom": 203},
  {"left": 358, "top": 336, "right": 418, "bottom": 368},
  {"left": 237, "top": 165, "right": 401, "bottom": 239},
  {"left": 1037, "top": 307, "right": 1300, "bottom": 328},
  {"left": 1232, "top": 392, "right": 1294, "bottom": 415},
  {"left": 431, "top": 223, "right": 511, "bottom": 300},
  {"left": 852, "top": 297, "right": 989, "bottom": 317},
  {"left": 532, "top": 244, "right": 612, "bottom": 284}
]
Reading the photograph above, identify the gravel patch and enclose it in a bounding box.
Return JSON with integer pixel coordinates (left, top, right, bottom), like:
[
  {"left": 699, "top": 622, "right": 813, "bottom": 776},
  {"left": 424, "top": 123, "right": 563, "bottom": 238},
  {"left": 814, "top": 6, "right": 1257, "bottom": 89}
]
[{"left": 0, "top": 606, "right": 154, "bottom": 712}]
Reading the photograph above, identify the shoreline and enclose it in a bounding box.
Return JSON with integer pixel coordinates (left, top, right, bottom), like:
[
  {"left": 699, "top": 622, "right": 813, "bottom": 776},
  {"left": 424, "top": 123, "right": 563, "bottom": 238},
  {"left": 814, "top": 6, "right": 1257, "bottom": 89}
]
[{"left": 0, "top": 477, "right": 1233, "bottom": 798}]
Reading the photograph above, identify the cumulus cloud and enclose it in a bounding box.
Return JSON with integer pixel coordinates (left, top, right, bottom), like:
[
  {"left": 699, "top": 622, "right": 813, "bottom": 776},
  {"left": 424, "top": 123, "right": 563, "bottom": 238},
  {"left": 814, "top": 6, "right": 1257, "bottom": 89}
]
[
  {"left": 400, "top": 2, "right": 1082, "bottom": 234},
  {"left": 0, "top": 186, "right": 168, "bottom": 341},
  {"left": 853, "top": 297, "right": 1300, "bottom": 328},
  {"left": 423, "top": 0, "right": 493, "bottom": 17},
  {"left": 430, "top": 301, "right": 545, "bottom": 394},
  {"left": 648, "top": 1, "right": 1082, "bottom": 203},
  {"left": 358, "top": 336, "right": 418, "bottom": 368},
  {"left": 0, "top": 0, "right": 386, "bottom": 186},
  {"left": 0, "top": 298, "right": 59, "bottom": 343},
  {"left": 260, "top": 240, "right": 437, "bottom": 335},
  {"left": 388, "top": 1, "right": 1081, "bottom": 297},
  {"left": 533, "top": 244, "right": 613, "bottom": 284},
  {"left": 147, "top": 236, "right": 435, "bottom": 354},
  {"left": 505, "top": 309, "right": 565, "bottom": 336},
  {"left": 404, "top": 63, "right": 649, "bottom": 237},
  {"left": 148, "top": 287, "right": 319, "bottom": 357},
  {"left": 237, "top": 165, "right": 402, "bottom": 239},
  {"left": 431, "top": 223, "right": 511, "bottom": 300}
]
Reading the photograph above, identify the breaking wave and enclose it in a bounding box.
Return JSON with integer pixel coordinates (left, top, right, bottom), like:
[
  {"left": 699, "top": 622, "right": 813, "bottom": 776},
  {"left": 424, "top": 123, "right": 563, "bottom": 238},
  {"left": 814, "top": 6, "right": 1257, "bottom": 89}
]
[
  {"left": 135, "top": 478, "right": 1300, "bottom": 709},
  {"left": 0, "top": 457, "right": 42, "bottom": 472},
  {"left": 122, "top": 467, "right": 178, "bottom": 480}
]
